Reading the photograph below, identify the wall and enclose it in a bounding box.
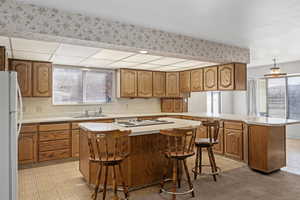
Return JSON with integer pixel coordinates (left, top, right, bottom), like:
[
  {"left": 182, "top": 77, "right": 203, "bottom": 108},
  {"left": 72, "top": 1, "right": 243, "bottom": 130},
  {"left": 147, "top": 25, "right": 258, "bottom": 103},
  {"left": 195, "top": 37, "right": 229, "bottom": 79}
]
[{"left": 23, "top": 97, "right": 161, "bottom": 118}]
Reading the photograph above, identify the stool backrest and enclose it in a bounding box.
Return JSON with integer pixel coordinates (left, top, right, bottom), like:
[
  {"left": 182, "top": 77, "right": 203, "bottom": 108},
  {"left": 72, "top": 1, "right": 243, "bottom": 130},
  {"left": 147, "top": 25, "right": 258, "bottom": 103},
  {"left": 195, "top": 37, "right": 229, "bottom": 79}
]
[
  {"left": 87, "top": 129, "right": 131, "bottom": 162},
  {"left": 202, "top": 120, "right": 219, "bottom": 144},
  {"left": 160, "top": 127, "right": 197, "bottom": 156}
]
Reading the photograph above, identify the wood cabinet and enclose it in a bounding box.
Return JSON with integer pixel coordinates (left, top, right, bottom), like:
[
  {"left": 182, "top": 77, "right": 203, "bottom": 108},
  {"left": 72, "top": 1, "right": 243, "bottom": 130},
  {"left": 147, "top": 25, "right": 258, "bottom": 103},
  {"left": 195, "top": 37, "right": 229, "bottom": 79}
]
[
  {"left": 218, "top": 63, "right": 247, "bottom": 90},
  {"left": 10, "top": 60, "right": 32, "bottom": 97},
  {"left": 213, "top": 128, "right": 224, "bottom": 154},
  {"left": 153, "top": 71, "right": 166, "bottom": 97},
  {"left": 137, "top": 70, "right": 153, "bottom": 97},
  {"left": 18, "top": 124, "right": 38, "bottom": 165},
  {"left": 248, "top": 125, "right": 286, "bottom": 173},
  {"left": 224, "top": 121, "right": 243, "bottom": 160},
  {"left": 33, "top": 62, "right": 52, "bottom": 97},
  {"left": 161, "top": 98, "right": 188, "bottom": 113},
  {"left": 179, "top": 71, "right": 191, "bottom": 93},
  {"left": 38, "top": 123, "right": 71, "bottom": 162},
  {"left": 0, "top": 46, "right": 5, "bottom": 71},
  {"left": 190, "top": 68, "right": 203, "bottom": 92},
  {"left": 119, "top": 69, "right": 138, "bottom": 97},
  {"left": 166, "top": 72, "right": 180, "bottom": 97},
  {"left": 204, "top": 66, "right": 218, "bottom": 91},
  {"left": 72, "top": 130, "right": 80, "bottom": 157}
]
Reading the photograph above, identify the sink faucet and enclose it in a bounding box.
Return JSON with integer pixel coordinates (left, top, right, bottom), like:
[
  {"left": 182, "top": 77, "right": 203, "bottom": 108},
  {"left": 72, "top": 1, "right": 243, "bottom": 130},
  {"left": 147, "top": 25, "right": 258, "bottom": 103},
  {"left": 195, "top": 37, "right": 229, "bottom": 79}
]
[{"left": 98, "top": 106, "right": 102, "bottom": 115}]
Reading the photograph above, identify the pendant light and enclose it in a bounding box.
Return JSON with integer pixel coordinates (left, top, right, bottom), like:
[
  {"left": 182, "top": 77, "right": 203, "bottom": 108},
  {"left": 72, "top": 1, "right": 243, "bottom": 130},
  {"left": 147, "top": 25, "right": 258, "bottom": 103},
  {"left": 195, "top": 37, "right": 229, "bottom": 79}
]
[{"left": 264, "top": 58, "right": 287, "bottom": 78}]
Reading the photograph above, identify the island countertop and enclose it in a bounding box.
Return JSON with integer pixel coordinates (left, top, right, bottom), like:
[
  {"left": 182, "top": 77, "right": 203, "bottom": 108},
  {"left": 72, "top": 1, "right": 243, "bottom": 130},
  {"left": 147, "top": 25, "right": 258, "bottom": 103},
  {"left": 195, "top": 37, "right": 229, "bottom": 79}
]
[
  {"left": 79, "top": 117, "right": 201, "bottom": 136},
  {"left": 22, "top": 112, "right": 300, "bottom": 126}
]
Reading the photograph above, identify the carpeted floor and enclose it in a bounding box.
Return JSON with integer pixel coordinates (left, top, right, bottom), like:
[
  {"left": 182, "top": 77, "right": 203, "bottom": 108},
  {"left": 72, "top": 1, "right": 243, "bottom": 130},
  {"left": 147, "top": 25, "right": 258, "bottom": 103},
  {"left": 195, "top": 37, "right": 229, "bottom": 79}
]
[{"left": 135, "top": 167, "right": 300, "bottom": 200}]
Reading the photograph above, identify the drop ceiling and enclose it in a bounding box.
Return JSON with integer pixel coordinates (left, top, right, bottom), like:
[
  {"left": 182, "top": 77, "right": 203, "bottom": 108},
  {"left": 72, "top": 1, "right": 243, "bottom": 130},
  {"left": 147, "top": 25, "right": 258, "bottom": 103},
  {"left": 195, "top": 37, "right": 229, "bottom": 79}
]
[
  {"left": 17, "top": 0, "right": 300, "bottom": 67},
  {"left": 0, "top": 36, "right": 216, "bottom": 71}
]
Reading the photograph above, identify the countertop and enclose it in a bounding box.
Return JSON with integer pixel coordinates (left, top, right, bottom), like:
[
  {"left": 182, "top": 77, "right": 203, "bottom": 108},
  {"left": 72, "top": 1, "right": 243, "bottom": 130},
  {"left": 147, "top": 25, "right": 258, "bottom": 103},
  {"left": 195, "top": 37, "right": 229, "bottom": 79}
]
[
  {"left": 79, "top": 117, "right": 201, "bottom": 136},
  {"left": 21, "top": 112, "right": 300, "bottom": 126}
]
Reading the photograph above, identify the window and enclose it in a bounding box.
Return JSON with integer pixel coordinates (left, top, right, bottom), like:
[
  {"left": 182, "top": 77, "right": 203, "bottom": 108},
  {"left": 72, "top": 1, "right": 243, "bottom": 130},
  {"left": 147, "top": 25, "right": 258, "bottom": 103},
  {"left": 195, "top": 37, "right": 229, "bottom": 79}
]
[
  {"left": 287, "top": 76, "right": 300, "bottom": 119},
  {"left": 53, "top": 66, "right": 114, "bottom": 105},
  {"left": 267, "top": 78, "right": 286, "bottom": 118},
  {"left": 207, "top": 91, "right": 221, "bottom": 114}
]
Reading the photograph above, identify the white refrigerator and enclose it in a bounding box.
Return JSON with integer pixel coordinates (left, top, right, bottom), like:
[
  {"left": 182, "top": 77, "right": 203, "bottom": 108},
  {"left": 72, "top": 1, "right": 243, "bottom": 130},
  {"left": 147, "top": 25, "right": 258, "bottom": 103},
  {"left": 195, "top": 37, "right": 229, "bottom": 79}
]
[{"left": 0, "top": 71, "right": 23, "bottom": 200}]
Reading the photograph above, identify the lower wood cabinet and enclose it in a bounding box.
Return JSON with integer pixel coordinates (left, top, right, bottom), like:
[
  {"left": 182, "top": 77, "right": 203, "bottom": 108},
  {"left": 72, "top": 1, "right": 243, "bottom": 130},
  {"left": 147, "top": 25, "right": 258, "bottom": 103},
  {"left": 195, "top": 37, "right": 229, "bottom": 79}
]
[
  {"left": 224, "top": 128, "right": 243, "bottom": 160},
  {"left": 18, "top": 133, "right": 38, "bottom": 165},
  {"left": 0, "top": 46, "right": 6, "bottom": 71},
  {"left": 72, "top": 130, "right": 80, "bottom": 157},
  {"left": 161, "top": 98, "right": 188, "bottom": 113},
  {"left": 213, "top": 128, "right": 224, "bottom": 154}
]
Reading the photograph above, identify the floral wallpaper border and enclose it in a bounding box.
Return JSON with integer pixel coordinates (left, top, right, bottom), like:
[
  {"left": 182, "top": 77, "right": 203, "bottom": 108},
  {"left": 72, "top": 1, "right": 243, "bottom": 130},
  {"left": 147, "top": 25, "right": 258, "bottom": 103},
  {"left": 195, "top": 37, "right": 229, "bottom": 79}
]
[{"left": 0, "top": 0, "right": 249, "bottom": 63}]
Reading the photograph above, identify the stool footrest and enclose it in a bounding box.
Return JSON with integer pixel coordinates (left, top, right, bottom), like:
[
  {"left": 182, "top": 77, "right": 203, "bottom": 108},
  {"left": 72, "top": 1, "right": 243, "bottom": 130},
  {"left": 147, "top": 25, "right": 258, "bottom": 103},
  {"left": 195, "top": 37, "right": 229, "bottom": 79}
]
[
  {"left": 160, "top": 188, "right": 194, "bottom": 196},
  {"left": 192, "top": 164, "right": 221, "bottom": 176}
]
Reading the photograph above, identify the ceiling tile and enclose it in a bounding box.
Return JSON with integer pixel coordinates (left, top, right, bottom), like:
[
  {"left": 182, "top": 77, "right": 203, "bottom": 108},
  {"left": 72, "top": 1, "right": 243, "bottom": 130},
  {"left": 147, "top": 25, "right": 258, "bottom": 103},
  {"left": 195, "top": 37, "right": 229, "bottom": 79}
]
[
  {"left": 151, "top": 66, "right": 180, "bottom": 71},
  {"left": 92, "top": 49, "right": 135, "bottom": 60},
  {"left": 171, "top": 60, "right": 209, "bottom": 67},
  {"left": 108, "top": 61, "right": 137, "bottom": 68},
  {"left": 51, "top": 55, "right": 85, "bottom": 65},
  {"left": 11, "top": 38, "right": 60, "bottom": 54},
  {"left": 183, "top": 62, "right": 218, "bottom": 69},
  {"left": 13, "top": 50, "right": 51, "bottom": 61},
  {"left": 133, "top": 63, "right": 163, "bottom": 69},
  {"left": 122, "top": 54, "right": 161, "bottom": 63},
  {"left": 0, "top": 36, "right": 11, "bottom": 49},
  {"left": 149, "top": 57, "right": 187, "bottom": 65},
  {"left": 54, "top": 44, "right": 101, "bottom": 57},
  {"left": 79, "top": 58, "right": 114, "bottom": 67}
]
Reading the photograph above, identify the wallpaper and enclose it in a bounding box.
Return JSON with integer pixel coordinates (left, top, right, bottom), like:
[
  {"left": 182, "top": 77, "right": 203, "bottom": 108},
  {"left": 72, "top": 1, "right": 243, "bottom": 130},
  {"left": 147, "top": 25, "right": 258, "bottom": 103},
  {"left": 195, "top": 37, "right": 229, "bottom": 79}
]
[{"left": 0, "top": 0, "right": 249, "bottom": 64}]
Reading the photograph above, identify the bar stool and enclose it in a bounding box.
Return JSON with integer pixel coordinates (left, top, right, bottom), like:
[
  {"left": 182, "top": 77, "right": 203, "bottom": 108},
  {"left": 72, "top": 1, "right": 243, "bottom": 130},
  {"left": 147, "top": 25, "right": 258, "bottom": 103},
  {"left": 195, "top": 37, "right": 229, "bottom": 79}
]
[
  {"left": 87, "top": 129, "right": 131, "bottom": 200},
  {"left": 193, "top": 120, "right": 221, "bottom": 181},
  {"left": 159, "top": 127, "right": 197, "bottom": 200}
]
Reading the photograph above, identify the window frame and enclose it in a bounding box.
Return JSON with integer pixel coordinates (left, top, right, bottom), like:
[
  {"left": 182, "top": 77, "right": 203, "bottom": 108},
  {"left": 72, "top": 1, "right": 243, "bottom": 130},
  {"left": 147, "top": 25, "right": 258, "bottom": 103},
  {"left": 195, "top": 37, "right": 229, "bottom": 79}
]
[{"left": 52, "top": 65, "right": 115, "bottom": 106}]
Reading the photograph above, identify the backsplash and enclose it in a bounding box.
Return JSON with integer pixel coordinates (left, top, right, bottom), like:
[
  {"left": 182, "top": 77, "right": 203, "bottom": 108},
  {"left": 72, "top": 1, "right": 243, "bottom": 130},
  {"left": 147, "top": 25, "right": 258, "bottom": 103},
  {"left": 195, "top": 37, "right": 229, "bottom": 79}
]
[{"left": 23, "top": 98, "right": 161, "bottom": 118}]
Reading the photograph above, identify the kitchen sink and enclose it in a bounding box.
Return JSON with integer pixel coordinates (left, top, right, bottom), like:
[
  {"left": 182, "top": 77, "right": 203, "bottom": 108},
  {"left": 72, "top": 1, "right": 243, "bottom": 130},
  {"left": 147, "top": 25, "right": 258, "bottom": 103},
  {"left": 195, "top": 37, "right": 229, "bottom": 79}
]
[{"left": 72, "top": 114, "right": 107, "bottom": 118}]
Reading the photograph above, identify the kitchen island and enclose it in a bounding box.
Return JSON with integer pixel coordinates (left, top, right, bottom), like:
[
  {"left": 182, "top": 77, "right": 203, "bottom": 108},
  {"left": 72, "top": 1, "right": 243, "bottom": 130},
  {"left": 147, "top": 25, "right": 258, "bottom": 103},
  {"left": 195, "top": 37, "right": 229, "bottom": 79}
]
[{"left": 78, "top": 118, "right": 200, "bottom": 188}]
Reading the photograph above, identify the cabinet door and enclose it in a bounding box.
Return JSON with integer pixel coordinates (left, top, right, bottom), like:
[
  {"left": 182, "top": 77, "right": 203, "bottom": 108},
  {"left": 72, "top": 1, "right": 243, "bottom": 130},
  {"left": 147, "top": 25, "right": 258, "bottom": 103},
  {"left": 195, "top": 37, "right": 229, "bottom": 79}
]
[
  {"left": 120, "top": 69, "right": 137, "bottom": 97},
  {"left": 191, "top": 68, "right": 203, "bottom": 92},
  {"left": 0, "top": 46, "right": 5, "bottom": 71},
  {"left": 137, "top": 70, "right": 153, "bottom": 97},
  {"left": 10, "top": 60, "right": 32, "bottom": 97},
  {"left": 161, "top": 98, "right": 174, "bottom": 112},
  {"left": 174, "top": 98, "right": 183, "bottom": 112},
  {"left": 18, "top": 133, "right": 37, "bottom": 164},
  {"left": 224, "top": 129, "right": 243, "bottom": 160},
  {"left": 234, "top": 63, "right": 247, "bottom": 90},
  {"left": 72, "top": 130, "right": 80, "bottom": 157},
  {"left": 204, "top": 66, "right": 218, "bottom": 91},
  {"left": 218, "top": 64, "right": 234, "bottom": 90},
  {"left": 179, "top": 71, "right": 191, "bottom": 93},
  {"left": 153, "top": 72, "right": 166, "bottom": 97},
  {"left": 213, "top": 128, "right": 224, "bottom": 154},
  {"left": 33, "top": 62, "right": 52, "bottom": 97},
  {"left": 166, "top": 72, "right": 180, "bottom": 97}
]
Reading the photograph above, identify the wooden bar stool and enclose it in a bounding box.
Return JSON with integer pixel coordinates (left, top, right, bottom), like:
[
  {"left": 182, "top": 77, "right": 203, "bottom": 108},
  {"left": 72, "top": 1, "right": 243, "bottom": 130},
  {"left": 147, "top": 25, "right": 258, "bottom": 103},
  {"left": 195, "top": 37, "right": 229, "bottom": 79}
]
[
  {"left": 87, "top": 129, "right": 131, "bottom": 200},
  {"left": 193, "top": 120, "right": 221, "bottom": 181},
  {"left": 159, "top": 127, "right": 197, "bottom": 200}
]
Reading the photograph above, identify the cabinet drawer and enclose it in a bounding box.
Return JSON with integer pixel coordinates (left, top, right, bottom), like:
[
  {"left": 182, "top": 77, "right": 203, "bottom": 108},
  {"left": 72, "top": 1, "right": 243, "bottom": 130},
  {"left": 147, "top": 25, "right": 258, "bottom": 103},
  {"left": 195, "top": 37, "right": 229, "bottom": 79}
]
[
  {"left": 21, "top": 124, "right": 38, "bottom": 133},
  {"left": 39, "top": 123, "right": 70, "bottom": 132},
  {"left": 39, "top": 130, "right": 70, "bottom": 141},
  {"left": 224, "top": 121, "right": 243, "bottom": 130},
  {"left": 39, "top": 149, "right": 70, "bottom": 162},
  {"left": 39, "top": 139, "right": 70, "bottom": 152}
]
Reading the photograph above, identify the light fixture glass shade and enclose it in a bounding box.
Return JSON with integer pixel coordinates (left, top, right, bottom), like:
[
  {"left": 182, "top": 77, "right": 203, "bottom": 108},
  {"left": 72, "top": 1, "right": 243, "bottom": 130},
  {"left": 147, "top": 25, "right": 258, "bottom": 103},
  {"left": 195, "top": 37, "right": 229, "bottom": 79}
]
[
  {"left": 270, "top": 67, "right": 281, "bottom": 74},
  {"left": 264, "top": 58, "right": 286, "bottom": 78}
]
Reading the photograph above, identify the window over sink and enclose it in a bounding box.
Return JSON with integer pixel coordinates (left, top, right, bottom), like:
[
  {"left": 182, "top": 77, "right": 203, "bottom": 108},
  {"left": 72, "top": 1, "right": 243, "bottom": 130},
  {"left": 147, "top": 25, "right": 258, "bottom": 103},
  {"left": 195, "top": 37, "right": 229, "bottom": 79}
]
[{"left": 53, "top": 65, "right": 115, "bottom": 105}]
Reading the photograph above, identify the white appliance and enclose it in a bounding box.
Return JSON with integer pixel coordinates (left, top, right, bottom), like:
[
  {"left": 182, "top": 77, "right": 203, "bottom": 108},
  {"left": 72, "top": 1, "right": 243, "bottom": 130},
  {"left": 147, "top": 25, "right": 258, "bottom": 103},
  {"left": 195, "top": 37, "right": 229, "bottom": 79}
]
[{"left": 0, "top": 71, "right": 23, "bottom": 200}]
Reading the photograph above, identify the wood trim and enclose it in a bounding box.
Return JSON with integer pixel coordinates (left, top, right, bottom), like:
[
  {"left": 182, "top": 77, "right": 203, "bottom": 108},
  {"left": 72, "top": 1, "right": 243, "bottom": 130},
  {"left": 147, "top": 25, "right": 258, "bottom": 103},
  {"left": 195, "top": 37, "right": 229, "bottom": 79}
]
[{"left": 20, "top": 124, "right": 38, "bottom": 133}]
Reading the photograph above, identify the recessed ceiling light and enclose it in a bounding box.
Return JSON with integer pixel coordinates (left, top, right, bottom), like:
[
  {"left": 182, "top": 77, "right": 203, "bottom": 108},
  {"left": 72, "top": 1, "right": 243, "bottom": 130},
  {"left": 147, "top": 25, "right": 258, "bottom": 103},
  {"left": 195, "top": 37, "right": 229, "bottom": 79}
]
[{"left": 139, "top": 50, "right": 148, "bottom": 54}]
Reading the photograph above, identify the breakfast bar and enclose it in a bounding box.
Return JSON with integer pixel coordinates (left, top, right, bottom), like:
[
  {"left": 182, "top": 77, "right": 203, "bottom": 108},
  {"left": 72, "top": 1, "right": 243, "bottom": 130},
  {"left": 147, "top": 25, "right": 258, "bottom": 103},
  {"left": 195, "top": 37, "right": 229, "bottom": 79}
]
[{"left": 78, "top": 117, "right": 200, "bottom": 188}]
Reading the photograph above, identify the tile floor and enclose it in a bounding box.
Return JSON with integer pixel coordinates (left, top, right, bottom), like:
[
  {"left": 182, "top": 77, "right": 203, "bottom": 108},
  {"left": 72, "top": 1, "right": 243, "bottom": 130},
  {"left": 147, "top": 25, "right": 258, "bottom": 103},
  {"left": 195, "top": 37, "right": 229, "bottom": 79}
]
[{"left": 18, "top": 139, "right": 300, "bottom": 200}]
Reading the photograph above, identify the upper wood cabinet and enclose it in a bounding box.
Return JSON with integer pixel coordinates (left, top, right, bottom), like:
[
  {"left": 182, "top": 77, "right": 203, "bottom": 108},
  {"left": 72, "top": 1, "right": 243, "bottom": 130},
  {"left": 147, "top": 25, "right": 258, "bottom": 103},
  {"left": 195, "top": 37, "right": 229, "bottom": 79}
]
[
  {"left": 218, "top": 63, "right": 247, "bottom": 90},
  {"left": 179, "top": 71, "right": 191, "bottom": 93},
  {"left": 10, "top": 60, "right": 32, "bottom": 97},
  {"left": 137, "top": 70, "right": 153, "bottom": 97},
  {"left": 153, "top": 72, "right": 166, "bottom": 97},
  {"left": 0, "top": 46, "right": 5, "bottom": 71},
  {"left": 33, "top": 62, "right": 52, "bottom": 97},
  {"left": 190, "top": 68, "right": 203, "bottom": 92},
  {"left": 119, "top": 69, "right": 138, "bottom": 97},
  {"left": 218, "top": 64, "right": 234, "bottom": 90},
  {"left": 166, "top": 72, "right": 180, "bottom": 97},
  {"left": 204, "top": 66, "right": 218, "bottom": 91}
]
